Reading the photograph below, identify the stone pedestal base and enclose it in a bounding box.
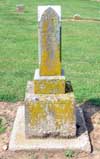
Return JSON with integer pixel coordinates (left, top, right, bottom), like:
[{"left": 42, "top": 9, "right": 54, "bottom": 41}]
[
  {"left": 9, "top": 106, "right": 91, "bottom": 152},
  {"left": 25, "top": 81, "right": 76, "bottom": 138},
  {"left": 34, "top": 69, "right": 65, "bottom": 94}
]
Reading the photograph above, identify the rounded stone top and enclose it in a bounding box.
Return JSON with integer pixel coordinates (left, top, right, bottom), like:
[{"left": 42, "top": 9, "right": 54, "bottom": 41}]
[{"left": 38, "top": 5, "right": 61, "bottom": 22}]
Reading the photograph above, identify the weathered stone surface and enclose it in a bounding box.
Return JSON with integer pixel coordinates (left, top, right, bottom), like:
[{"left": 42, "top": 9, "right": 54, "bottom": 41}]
[
  {"left": 25, "top": 81, "right": 76, "bottom": 138},
  {"left": 34, "top": 69, "right": 65, "bottom": 94},
  {"left": 38, "top": 6, "right": 61, "bottom": 76},
  {"left": 9, "top": 106, "right": 91, "bottom": 152}
]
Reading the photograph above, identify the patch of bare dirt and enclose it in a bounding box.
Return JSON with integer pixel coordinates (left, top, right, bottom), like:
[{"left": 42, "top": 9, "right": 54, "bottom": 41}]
[{"left": 0, "top": 101, "right": 100, "bottom": 159}]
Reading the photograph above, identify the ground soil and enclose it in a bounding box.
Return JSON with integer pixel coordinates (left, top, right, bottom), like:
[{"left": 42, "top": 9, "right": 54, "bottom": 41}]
[{"left": 0, "top": 101, "right": 100, "bottom": 159}]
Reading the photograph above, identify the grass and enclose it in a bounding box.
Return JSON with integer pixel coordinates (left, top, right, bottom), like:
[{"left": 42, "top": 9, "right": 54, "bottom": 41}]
[
  {"left": 0, "top": 117, "right": 6, "bottom": 134},
  {"left": 0, "top": 0, "right": 100, "bottom": 104},
  {"left": 65, "top": 149, "right": 75, "bottom": 158}
]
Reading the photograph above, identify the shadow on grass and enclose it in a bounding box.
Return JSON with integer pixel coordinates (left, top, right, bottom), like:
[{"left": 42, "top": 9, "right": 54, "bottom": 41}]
[
  {"left": 79, "top": 98, "right": 100, "bottom": 152},
  {"left": 87, "top": 98, "right": 100, "bottom": 106},
  {"left": 0, "top": 94, "right": 19, "bottom": 102},
  {"left": 80, "top": 98, "right": 100, "bottom": 132}
]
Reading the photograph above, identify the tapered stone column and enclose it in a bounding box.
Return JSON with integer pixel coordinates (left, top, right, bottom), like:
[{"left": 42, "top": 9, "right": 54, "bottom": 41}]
[{"left": 38, "top": 6, "right": 61, "bottom": 76}]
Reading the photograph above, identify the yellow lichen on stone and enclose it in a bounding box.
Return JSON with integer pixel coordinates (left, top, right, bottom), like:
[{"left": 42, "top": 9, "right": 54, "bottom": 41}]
[
  {"left": 34, "top": 79, "right": 65, "bottom": 94},
  {"left": 40, "top": 50, "right": 61, "bottom": 76},
  {"left": 26, "top": 93, "right": 75, "bottom": 130},
  {"left": 33, "top": 69, "right": 65, "bottom": 94},
  {"left": 28, "top": 101, "right": 46, "bottom": 126},
  {"left": 49, "top": 99, "right": 75, "bottom": 128}
]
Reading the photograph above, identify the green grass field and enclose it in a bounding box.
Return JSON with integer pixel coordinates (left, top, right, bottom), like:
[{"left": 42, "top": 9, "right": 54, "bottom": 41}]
[{"left": 0, "top": 0, "right": 100, "bottom": 105}]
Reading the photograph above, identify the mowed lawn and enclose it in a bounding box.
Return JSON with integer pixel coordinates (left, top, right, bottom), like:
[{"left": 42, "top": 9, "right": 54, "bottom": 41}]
[{"left": 0, "top": 0, "right": 100, "bottom": 104}]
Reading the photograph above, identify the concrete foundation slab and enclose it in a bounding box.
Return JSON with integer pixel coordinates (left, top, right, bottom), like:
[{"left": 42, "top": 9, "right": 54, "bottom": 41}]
[{"left": 9, "top": 106, "right": 91, "bottom": 152}]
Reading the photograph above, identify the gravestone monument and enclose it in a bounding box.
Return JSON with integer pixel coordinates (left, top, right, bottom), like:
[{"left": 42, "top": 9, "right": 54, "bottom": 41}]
[
  {"left": 9, "top": 5, "right": 91, "bottom": 152},
  {"left": 25, "top": 6, "right": 76, "bottom": 138}
]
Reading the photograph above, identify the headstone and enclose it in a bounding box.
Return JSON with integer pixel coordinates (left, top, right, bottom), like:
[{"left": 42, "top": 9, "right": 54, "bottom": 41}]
[
  {"left": 38, "top": 6, "right": 61, "bottom": 76},
  {"left": 73, "top": 14, "right": 81, "bottom": 20},
  {"left": 25, "top": 6, "right": 76, "bottom": 138},
  {"left": 16, "top": 4, "right": 24, "bottom": 13}
]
